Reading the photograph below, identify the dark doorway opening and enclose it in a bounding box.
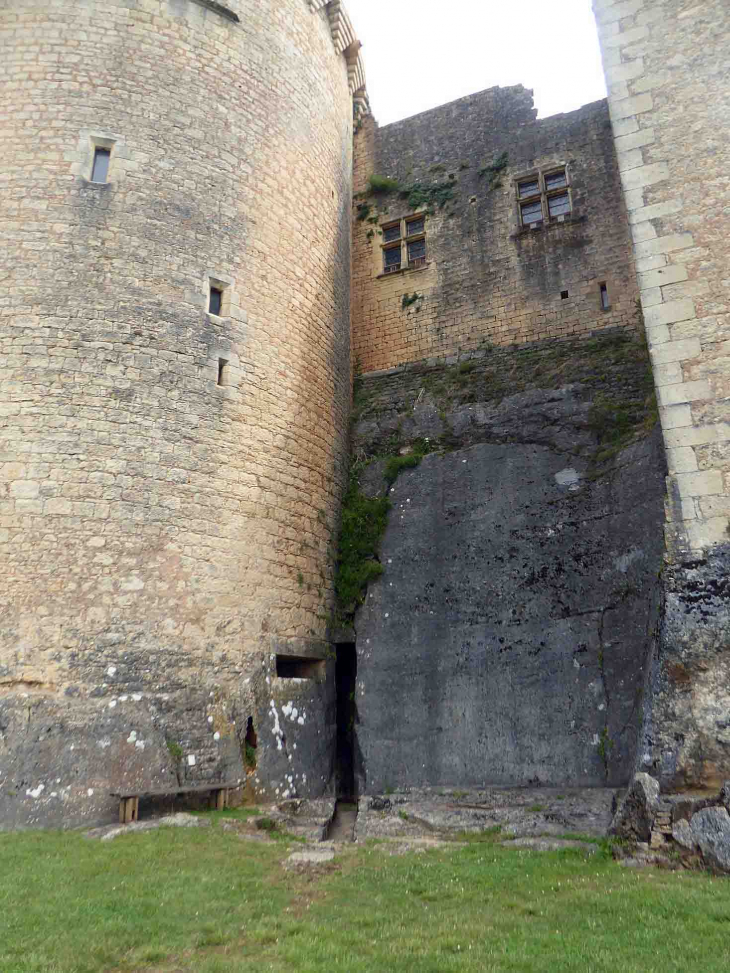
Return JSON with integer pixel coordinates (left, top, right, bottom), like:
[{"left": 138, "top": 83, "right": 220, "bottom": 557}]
[
  {"left": 244, "top": 717, "right": 257, "bottom": 770},
  {"left": 335, "top": 643, "right": 357, "bottom": 800}
]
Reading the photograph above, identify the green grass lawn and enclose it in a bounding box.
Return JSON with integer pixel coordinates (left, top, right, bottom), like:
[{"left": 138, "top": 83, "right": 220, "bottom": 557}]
[{"left": 1, "top": 814, "right": 730, "bottom": 973}]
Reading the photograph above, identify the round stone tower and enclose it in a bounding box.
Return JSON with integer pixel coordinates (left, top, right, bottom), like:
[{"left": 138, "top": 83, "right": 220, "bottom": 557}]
[{"left": 0, "top": 0, "right": 367, "bottom": 827}]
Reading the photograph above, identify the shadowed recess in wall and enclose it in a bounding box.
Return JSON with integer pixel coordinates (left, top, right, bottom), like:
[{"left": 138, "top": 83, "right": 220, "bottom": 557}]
[{"left": 185, "top": 0, "right": 240, "bottom": 23}]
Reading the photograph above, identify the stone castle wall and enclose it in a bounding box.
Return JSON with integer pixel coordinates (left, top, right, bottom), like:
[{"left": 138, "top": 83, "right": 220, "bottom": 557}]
[
  {"left": 593, "top": 0, "right": 730, "bottom": 790},
  {"left": 0, "top": 0, "right": 355, "bottom": 826},
  {"left": 352, "top": 87, "right": 640, "bottom": 374}
]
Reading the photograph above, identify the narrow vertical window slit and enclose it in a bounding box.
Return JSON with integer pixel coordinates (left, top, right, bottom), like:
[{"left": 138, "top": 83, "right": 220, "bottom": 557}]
[
  {"left": 209, "top": 287, "right": 223, "bottom": 315},
  {"left": 91, "top": 148, "right": 111, "bottom": 183}
]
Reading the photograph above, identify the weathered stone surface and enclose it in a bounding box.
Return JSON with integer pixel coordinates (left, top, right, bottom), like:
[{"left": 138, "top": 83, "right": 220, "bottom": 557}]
[
  {"left": 0, "top": 0, "right": 355, "bottom": 827},
  {"left": 368, "top": 796, "right": 392, "bottom": 811},
  {"left": 353, "top": 360, "right": 665, "bottom": 792},
  {"left": 0, "top": 648, "right": 335, "bottom": 829},
  {"left": 286, "top": 846, "right": 336, "bottom": 866},
  {"left": 671, "top": 818, "right": 695, "bottom": 851},
  {"left": 594, "top": 0, "right": 730, "bottom": 796},
  {"left": 504, "top": 837, "right": 598, "bottom": 855},
  {"left": 689, "top": 806, "right": 730, "bottom": 873},
  {"left": 669, "top": 795, "right": 715, "bottom": 826},
  {"left": 271, "top": 798, "right": 337, "bottom": 843},
  {"left": 609, "top": 773, "right": 660, "bottom": 842},
  {"left": 87, "top": 811, "right": 211, "bottom": 842},
  {"left": 641, "top": 548, "right": 730, "bottom": 791},
  {"left": 352, "top": 89, "right": 639, "bottom": 373},
  {"left": 355, "top": 787, "right": 616, "bottom": 842}
]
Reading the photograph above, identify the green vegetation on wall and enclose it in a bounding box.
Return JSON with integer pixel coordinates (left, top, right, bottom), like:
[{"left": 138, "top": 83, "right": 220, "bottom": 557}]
[
  {"left": 479, "top": 150, "right": 509, "bottom": 190},
  {"left": 361, "top": 173, "right": 458, "bottom": 216},
  {"left": 333, "top": 420, "right": 431, "bottom": 622},
  {"left": 333, "top": 468, "right": 390, "bottom": 621},
  {"left": 335, "top": 328, "right": 657, "bottom": 626},
  {"left": 368, "top": 174, "right": 400, "bottom": 194}
]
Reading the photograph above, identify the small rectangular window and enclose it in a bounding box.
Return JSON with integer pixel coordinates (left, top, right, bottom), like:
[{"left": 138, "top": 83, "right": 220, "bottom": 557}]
[
  {"left": 382, "top": 223, "right": 401, "bottom": 244},
  {"left": 561, "top": 290, "right": 569, "bottom": 300},
  {"left": 276, "top": 655, "right": 325, "bottom": 680},
  {"left": 548, "top": 192, "right": 571, "bottom": 218},
  {"left": 383, "top": 246, "right": 402, "bottom": 273},
  {"left": 545, "top": 170, "right": 567, "bottom": 191},
  {"left": 600, "top": 283, "right": 610, "bottom": 310},
  {"left": 518, "top": 178, "right": 539, "bottom": 199},
  {"left": 521, "top": 199, "right": 543, "bottom": 225},
  {"left": 407, "top": 237, "right": 426, "bottom": 267},
  {"left": 90, "top": 147, "right": 111, "bottom": 183},
  {"left": 217, "top": 358, "right": 229, "bottom": 386},
  {"left": 209, "top": 287, "right": 223, "bottom": 315},
  {"left": 406, "top": 216, "right": 425, "bottom": 237}
]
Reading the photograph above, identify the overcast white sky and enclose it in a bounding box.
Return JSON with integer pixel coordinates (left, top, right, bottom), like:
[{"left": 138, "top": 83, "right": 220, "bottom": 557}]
[{"left": 345, "top": 0, "right": 607, "bottom": 125}]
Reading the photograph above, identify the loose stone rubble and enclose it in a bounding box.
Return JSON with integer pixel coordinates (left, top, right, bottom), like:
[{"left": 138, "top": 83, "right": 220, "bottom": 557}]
[{"left": 611, "top": 773, "right": 730, "bottom": 874}]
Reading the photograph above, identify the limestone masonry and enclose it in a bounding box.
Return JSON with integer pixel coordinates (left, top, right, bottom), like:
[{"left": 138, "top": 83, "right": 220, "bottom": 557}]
[
  {"left": 352, "top": 89, "right": 638, "bottom": 373},
  {"left": 0, "top": 0, "right": 728, "bottom": 827},
  {"left": 593, "top": 0, "right": 730, "bottom": 791},
  {"left": 1, "top": 0, "right": 362, "bottom": 827}
]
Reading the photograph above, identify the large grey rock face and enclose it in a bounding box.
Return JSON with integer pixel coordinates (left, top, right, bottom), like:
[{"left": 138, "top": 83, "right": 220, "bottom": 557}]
[
  {"left": 609, "top": 772, "right": 660, "bottom": 842},
  {"left": 353, "top": 376, "right": 665, "bottom": 793},
  {"left": 689, "top": 806, "right": 730, "bottom": 873}
]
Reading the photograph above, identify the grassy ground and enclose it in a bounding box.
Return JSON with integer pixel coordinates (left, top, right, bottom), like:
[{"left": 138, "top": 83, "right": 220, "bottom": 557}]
[{"left": 2, "top": 812, "right": 730, "bottom": 973}]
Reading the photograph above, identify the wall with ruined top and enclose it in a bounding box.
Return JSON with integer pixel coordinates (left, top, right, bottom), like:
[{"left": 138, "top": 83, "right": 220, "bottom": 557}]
[
  {"left": 0, "top": 0, "right": 357, "bottom": 827},
  {"left": 593, "top": 0, "right": 730, "bottom": 790},
  {"left": 352, "top": 88, "right": 639, "bottom": 374}
]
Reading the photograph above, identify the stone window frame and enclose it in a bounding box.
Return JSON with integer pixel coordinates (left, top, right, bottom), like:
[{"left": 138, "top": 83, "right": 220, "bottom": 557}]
[
  {"left": 72, "top": 132, "right": 123, "bottom": 186},
  {"left": 207, "top": 275, "right": 233, "bottom": 320},
  {"left": 515, "top": 166, "right": 572, "bottom": 229},
  {"left": 380, "top": 213, "right": 428, "bottom": 276},
  {"left": 201, "top": 272, "right": 246, "bottom": 395}
]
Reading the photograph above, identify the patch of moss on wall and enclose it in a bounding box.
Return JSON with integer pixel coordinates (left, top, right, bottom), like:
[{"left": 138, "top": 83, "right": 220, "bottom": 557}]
[
  {"left": 359, "top": 174, "right": 458, "bottom": 217},
  {"left": 354, "top": 329, "right": 655, "bottom": 441},
  {"left": 332, "top": 468, "right": 389, "bottom": 623},
  {"left": 333, "top": 440, "right": 433, "bottom": 624},
  {"left": 338, "top": 327, "right": 658, "bottom": 623}
]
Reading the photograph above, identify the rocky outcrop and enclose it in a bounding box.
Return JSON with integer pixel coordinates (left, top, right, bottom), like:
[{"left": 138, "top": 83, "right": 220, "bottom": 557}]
[
  {"left": 614, "top": 772, "right": 730, "bottom": 874},
  {"left": 609, "top": 773, "right": 660, "bottom": 842},
  {"left": 687, "top": 807, "right": 730, "bottom": 873},
  {"left": 350, "top": 333, "right": 665, "bottom": 793},
  {"left": 647, "top": 550, "right": 730, "bottom": 792}
]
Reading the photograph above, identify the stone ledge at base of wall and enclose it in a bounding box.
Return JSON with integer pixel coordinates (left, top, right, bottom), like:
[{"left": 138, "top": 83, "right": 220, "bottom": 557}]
[{"left": 0, "top": 640, "right": 338, "bottom": 829}]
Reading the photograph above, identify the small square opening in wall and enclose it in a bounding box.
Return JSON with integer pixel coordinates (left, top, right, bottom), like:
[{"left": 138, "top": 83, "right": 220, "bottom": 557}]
[
  {"left": 276, "top": 655, "right": 326, "bottom": 681},
  {"left": 207, "top": 278, "right": 232, "bottom": 317},
  {"left": 561, "top": 290, "right": 569, "bottom": 300},
  {"left": 90, "top": 147, "right": 111, "bottom": 183}
]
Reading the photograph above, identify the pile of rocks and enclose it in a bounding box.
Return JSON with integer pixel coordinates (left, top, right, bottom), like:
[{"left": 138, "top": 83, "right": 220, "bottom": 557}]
[{"left": 610, "top": 773, "right": 730, "bottom": 873}]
